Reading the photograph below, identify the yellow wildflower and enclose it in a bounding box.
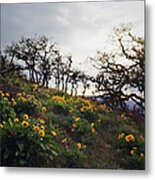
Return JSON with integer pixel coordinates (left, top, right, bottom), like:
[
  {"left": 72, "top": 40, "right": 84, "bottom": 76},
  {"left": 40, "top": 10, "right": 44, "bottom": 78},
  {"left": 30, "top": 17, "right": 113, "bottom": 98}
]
[
  {"left": 5, "top": 93, "right": 10, "bottom": 97},
  {"left": 33, "top": 126, "right": 40, "bottom": 131},
  {"left": 38, "top": 130, "right": 45, "bottom": 137},
  {"left": 62, "top": 138, "right": 67, "bottom": 143},
  {"left": 51, "top": 131, "right": 57, "bottom": 137},
  {"left": 39, "top": 119, "right": 45, "bottom": 124},
  {"left": 91, "top": 127, "right": 95, "bottom": 134},
  {"left": 140, "top": 135, "right": 144, "bottom": 142},
  {"left": 40, "top": 125, "right": 45, "bottom": 130},
  {"left": 16, "top": 93, "right": 22, "bottom": 97},
  {"left": 117, "top": 133, "right": 125, "bottom": 140},
  {"left": 90, "top": 122, "right": 95, "bottom": 128},
  {"left": 3, "top": 97, "right": 9, "bottom": 101},
  {"left": 71, "top": 128, "right": 75, "bottom": 132},
  {"left": 14, "top": 118, "right": 19, "bottom": 123},
  {"left": 42, "top": 107, "right": 47, "bottom": 113},
  {"left": 140, "top": 153, "right": 144, "bottom": 157},
  {"left": 125, "top": 134, "right": 135, "bottom": 142},
  {"left": 21, "top": 120, "right": 29, "bottom": 127},
  {"left": 2, "top": 121, "right": 6, "bottom": 125},
  {"left": 23, "top": 114, "right": 29, "bottom": 121},
  {"left": 74, "top": 117, "right": 81, "bottom": 122},
  {"left": 69, "top": 108, "right": 74, "bottom": 113},
  {"left": 133, "top": 147, "right": 137, "bottom": 150},
  {"left": 1, "top": 92, "right": 5, "bottom": 97},
  {"left": 32, "top": 84, "right": 38, "bottom": 91},
  {"left": 72, "top": 123, "right": 77, "bottom": 128},
  {"left": 0, "top": 123, "right": 4, "bottom": 129},
  {"left": 130, "top": 149, "right": 135, "bottom": 155},
  {"left": 76, "top": 142, "right": 82, "bottom": 150}
]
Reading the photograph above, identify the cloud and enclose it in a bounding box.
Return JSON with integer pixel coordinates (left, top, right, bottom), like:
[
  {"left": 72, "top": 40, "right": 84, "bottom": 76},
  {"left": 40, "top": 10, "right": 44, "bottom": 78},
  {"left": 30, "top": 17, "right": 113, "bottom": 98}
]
[{"left": 1, "top": 1, "right": 144, "bottom": 76}]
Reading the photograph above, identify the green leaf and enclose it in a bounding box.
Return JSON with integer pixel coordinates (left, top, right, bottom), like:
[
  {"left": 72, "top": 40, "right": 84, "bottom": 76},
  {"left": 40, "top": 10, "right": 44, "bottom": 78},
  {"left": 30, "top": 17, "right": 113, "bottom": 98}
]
[
  {"left": 17, "top": 143, "right": 24, "bottom": 152},
  {"left": 15, "top": 151, "right": 19, "bottom": 157},
  {"left": 8, "top": 118, "right": 13, "bottom": 127}
]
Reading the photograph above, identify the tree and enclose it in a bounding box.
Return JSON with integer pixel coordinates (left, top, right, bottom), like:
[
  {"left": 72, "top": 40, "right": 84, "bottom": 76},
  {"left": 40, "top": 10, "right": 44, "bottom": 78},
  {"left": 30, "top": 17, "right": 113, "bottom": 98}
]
[
  {"left": 91, "top": 24, "right": 144, "bottom": 111},
  {"left": 5, "top": 36, "right": 57, "bottom": 87}
]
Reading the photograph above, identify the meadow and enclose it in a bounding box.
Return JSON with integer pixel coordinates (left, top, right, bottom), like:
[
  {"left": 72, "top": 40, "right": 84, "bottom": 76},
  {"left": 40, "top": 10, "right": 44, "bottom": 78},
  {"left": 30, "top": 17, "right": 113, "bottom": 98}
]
[{"left": 0, "top": 71, "right": 145, "bottom": 169}]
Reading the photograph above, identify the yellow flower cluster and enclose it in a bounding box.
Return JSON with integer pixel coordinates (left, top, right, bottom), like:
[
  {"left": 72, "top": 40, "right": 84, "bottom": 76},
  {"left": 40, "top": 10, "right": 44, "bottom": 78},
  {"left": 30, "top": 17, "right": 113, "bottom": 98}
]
[
  {"left": 52, "top": 95, "right": 66, "bottom": 104},
  {"left": 117, "top": 133, "right": 125, "bottom": 140},
  {"left": 11, "top": 98, "right": 17, "bottom": 106},
  {"left": 32, "top": 84, "right": 39, "bottom": 91},
  {"left": 98, "top": 104, "right": 113, "bottom": 113}
]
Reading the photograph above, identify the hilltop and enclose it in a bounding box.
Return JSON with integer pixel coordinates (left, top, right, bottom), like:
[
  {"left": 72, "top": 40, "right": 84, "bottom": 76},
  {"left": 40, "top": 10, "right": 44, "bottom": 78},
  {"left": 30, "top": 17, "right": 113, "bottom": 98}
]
[{"left": 0, "top": 72, "right": 145, "bottom": 169}]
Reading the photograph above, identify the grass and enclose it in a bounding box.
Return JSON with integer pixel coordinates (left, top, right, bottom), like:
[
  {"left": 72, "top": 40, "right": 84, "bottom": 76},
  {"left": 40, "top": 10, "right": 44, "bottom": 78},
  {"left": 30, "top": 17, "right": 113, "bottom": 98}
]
[{"left": 0, "top": 72, "right": 145, "bottom": 169}]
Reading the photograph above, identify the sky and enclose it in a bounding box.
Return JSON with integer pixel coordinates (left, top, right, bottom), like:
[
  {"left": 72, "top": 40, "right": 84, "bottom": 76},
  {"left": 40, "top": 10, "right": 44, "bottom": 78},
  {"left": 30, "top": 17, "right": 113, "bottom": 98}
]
[{"left": 1, "top": 1, "right": 144, "bottom": 72}]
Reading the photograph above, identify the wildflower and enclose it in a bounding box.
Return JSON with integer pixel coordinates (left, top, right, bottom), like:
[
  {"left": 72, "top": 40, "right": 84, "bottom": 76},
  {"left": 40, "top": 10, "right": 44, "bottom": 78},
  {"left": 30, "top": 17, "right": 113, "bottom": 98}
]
[
  {"left": 140, "top": 135, "right": 144, "bottom": 142},
  {"left": 23, "top": 114, "right": 29, "bottom": 121},
  {"left": 21, "top": 120, "right": 29, "bottom": 127},
  {"left": 72, "top": 123, "right": 77, "bottom": 128},
  {"left": 11, "top": 98, "right": 17, "bottom": 106},
  {"left": 76, "top": 142, "right": 82, "bottom": 150},
  {"left": 140, "top": 153, "right": 144, "bottom": 157},
  {"left": 91, "top": 127, "right": 95, "bottom": 134},
  {"left": 39, "top": 119, "right": 45, "bottom": 124},
  {"left": 3, "top": 97, "right": 9, "bottom": 101},
  {"left": 2, "top": 121, "right": 6, "bottom": 125},
  {"left": 32, "top": 84, "right": 38, "bottom": 91},
  {"left": 14, "top": 118, "right": 19, "bottom": 123},
  {"left": 42, "top": 107, "right": 47, "bottom": 113},
  {"left": 62, "top": 138, "right": 67, "bottom": 143},
  {"left": 33, "top": 126, "right": 40, "bottom": 131},
  {"left": 51, "top": 131, "right": 57, "bottom": 137},
  {"left": 130, "top": 149, "right": 135, "bottom": 155},
  {"left": 40, "top": 125, "right": 45, "bottom": 130},
  {"left": 69, "top": 108, "right": 74, "bottom": 113},
  {"left": 74, "top": 117, "right": 81, "bottom": 122},
  {"left": 120, "top": 113, "right": 127, "bottom": 120},
  {"left": 90, "top": 122, "right": 95, "bottom": 128},
  {"left": 133, "top": 147, "right": 137, "bottom": 150},
  {"left": 97, "top": 119, "right": 101, "bottom": 123},
  {"left": 125, "top": 134, "right": 135, "bottom": 142},
  {"left": 117, "top": 133, "right": 125, "bottom": 140},
  {"left": 39, "top": 130, "right": 45, "bottom": 137},
  {"left": 1, "top": 92, "right": 5, "bottom": 97},
  {"left": 0, "top": 123, "right": 4, "bottom": 129},
  {"left": 5, "top": 93, "right": 10, "bottom": 97},
  {"left": 71, "top": 128, "right": 75, "bottom": 132},
  {"left": 16, "top": 93, "right": 22, "bottom": 97}
]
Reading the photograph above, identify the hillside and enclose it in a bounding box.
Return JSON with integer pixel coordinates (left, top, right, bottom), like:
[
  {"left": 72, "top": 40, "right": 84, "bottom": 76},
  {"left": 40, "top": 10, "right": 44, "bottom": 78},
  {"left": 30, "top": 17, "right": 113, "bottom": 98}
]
[{"left": 0, "top": 72, "right": 145, "bottom": 169}]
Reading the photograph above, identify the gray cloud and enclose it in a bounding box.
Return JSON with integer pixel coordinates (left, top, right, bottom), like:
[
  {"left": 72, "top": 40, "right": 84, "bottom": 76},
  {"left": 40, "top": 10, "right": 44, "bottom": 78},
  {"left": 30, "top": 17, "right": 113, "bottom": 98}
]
[{"left": 1, "top": 1, "right": 144, "bottom": 75}]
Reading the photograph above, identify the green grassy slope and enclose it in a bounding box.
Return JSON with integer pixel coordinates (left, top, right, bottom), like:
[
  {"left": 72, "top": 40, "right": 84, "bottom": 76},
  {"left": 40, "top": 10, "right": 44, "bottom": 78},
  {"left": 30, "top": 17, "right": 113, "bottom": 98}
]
[{"left": 0, "top": 72, "right": 145, "bottom": 169}]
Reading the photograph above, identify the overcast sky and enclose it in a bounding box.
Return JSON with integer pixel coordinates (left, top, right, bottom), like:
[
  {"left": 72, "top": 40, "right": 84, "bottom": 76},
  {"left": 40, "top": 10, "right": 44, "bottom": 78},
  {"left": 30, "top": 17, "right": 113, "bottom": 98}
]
[{"left": 1, "top": 0, "right": 144, "bottom": 74}]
